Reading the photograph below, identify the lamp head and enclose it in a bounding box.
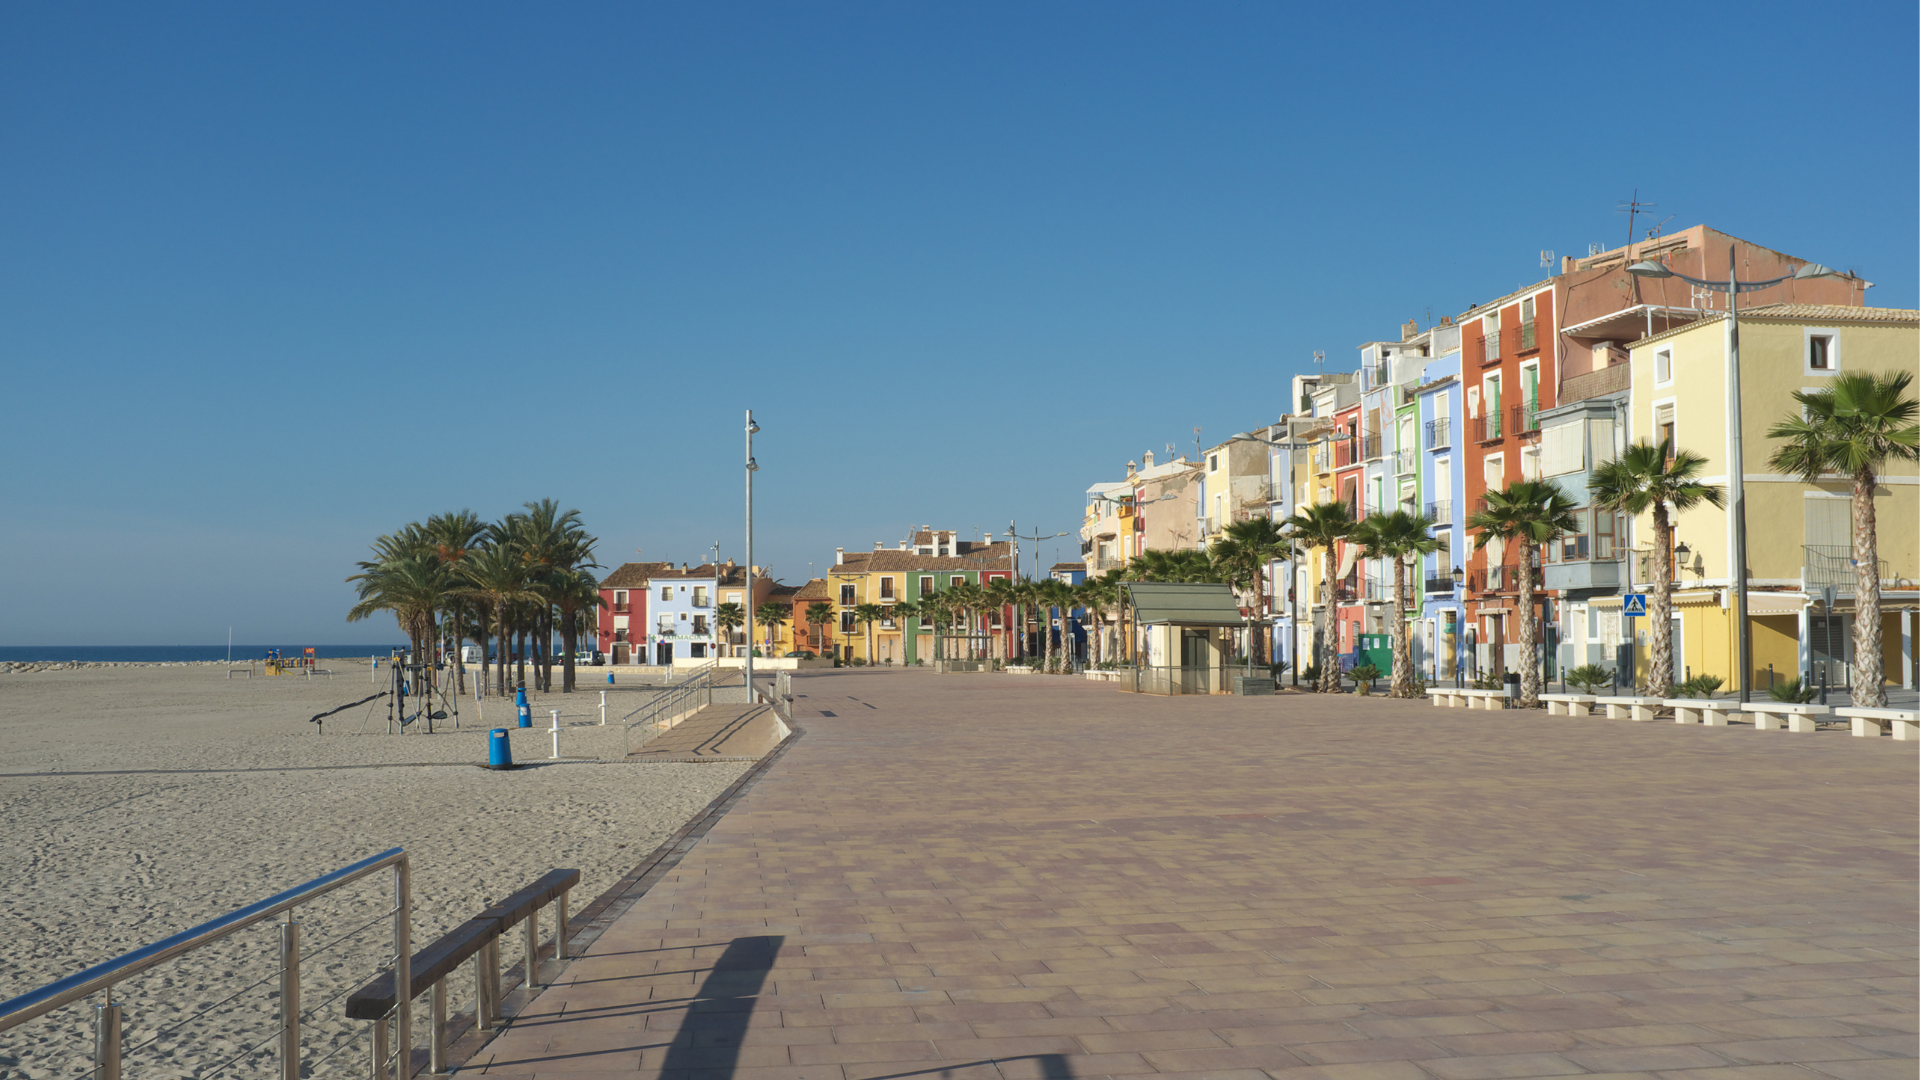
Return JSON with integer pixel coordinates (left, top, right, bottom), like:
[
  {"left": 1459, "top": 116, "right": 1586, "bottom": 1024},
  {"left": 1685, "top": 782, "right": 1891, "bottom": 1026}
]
[
  {"left": 1625, "top": 260, "right": 1674, "bottom": 279},
  {"left": 747, "top": 420, "right": 761, "bottom": 434},
  {"left": 1451, "top": 565, "right": 1464, "bottom": 585},
  {"left": 1792, "top": 262, "right": 1844, "bottom": 280},
  {"left": 746, "top": 457, "right": 759, "bottom": 472},
  {"left": 1674, "top": 540, "right": 1691, "bottom": 562}
]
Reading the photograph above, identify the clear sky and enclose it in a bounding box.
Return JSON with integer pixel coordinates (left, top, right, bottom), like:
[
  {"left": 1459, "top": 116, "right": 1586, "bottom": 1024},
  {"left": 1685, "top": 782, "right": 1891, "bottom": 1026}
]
[{"left": 3, "top": 1, "right": 1914, "bottom": 644}]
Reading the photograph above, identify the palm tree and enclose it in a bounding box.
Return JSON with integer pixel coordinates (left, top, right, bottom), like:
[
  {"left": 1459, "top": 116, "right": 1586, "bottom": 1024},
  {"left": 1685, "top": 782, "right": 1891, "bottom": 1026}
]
[
  {"left": 422, "top": 510, "right": 487, "bottom": 694},
  {"left": 1209, "top": 517, "right": 1291, "bottom": 665},
  {"left": 1278, "top": 501, "right": 1357, "bottom": 692},
  {"left": 889, "top": 599, "right": 919, "bottom": 661},
  {"left": 1350, "top": 509, "right": 1439, "bottom": 698},
  {"left": 1591, "top": 440, "right": 1725, "bottom": 697},
  {"left": 457, "top": 544, "right": 539, "bottom": 697},
  {"left": 1767, "top": 370, "right": 1918, "bottom": 708},
  {"left": 347, "top": 549, "right": 448, "bottom": 660},
  {"left": 945, "top": 581, "right": 986, "bottom": 660},
  {"left": 551, "top": 569, "right": 605, "bottom": 691},
  {"left": 755, "top": 601, "right": 788, "bottom": 656},
  {"left": 1467, "top": 480, "right": 1581, "bottom": 706},
  {"left": 852, "top": 603, "right": 885, "bottom": 664},
  {"left": 1128, "top": 548, "right": 1222, "bottom": 583},
  {"left": 1076, "top": 571, "right": 1123, "bottom": 665},
  {"left": 984, "top": 577, "right": 1022, "bottom": 661},
  {"left": 509, "top": 500, "right": 597, "bottom": 692},
  {"left": 804, "top": 601, "right": 835, "bottom": 659},
  {"left": 715, "top": 601, "right": 746, "bottom": 659}
]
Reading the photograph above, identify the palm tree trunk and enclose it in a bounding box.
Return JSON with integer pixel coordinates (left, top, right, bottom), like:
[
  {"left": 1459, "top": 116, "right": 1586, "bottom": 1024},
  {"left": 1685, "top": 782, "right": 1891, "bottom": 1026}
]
[
  {"left": 1517, "top": 547, "right": 1540, "bottom": 706},
  {"left": 515, "top": 621, "right": 527, "bottom": 690},
  {"left": 497, "top": 609, "right": 511, "bottom": 696},
  {"left": 1319, "top": 545, "right": 1339, "bottom": 692},
  {"left": 474, "top": 621, "right": 489, "bottom": 698},
  {"left": 1391, "top": 556, "right": 1414, "bottom": 697},
  {"left": 1852, "top": 466, "right": 1886, "bottom": 707},
  {"left": 1649, "top": 503, "right": 1675, "bottom": 696}
]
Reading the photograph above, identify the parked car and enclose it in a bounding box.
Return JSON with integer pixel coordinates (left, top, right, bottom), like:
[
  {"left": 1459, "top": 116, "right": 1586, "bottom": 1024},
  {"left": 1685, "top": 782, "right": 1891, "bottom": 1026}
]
[{"left": 783, "top": 650, "right": 815, "bottom": 659}]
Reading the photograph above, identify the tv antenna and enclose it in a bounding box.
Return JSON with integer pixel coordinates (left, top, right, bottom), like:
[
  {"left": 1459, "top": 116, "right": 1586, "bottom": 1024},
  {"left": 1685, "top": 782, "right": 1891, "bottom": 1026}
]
[
  {"left": 1617, "top": 190, "right": 1655, "bottom": 255},
  {"left": 1646, "top": 215, "right": 1673, "bottom": 240},
  {"left": 1539, "top": 249, "right": 1555, "bottom": 269}
]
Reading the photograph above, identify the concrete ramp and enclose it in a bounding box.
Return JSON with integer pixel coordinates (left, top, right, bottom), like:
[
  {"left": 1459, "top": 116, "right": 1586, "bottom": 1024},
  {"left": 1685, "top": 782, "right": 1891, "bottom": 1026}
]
[{"left": 629, "top": 704, "right": 789, "bottom": 761}]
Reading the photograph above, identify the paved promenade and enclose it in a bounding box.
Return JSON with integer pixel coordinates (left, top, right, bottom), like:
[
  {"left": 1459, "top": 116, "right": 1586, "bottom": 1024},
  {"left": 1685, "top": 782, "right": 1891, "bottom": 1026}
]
[{"left": 472, "top": 671, "right": 1916, "bottom": 1080}]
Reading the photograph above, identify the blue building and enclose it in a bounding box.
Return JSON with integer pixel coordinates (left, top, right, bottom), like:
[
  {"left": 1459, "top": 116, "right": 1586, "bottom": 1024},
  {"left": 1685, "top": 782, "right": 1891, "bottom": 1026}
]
[
  {"left": 1049, "top": 561, "right": 1088, "bottom": 661},
  {"left": 1415, "top": 324, "right": 1467, "bottom": 684},
  {"left": 647, "top": 563, "right": 721, "bottom": 664}
]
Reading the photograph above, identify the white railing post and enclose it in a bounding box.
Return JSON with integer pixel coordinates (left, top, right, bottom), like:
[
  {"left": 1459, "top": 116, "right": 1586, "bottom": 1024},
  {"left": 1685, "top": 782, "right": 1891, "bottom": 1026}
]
[
  {"left": 392, "top": 860, "right": 411, "bottom": 1079},
  {"left": 279, "top": 918, "right": 300, "bottom": 1080},
  {"left": 599, "top": 691, "right": 606, "bottom": 726}
]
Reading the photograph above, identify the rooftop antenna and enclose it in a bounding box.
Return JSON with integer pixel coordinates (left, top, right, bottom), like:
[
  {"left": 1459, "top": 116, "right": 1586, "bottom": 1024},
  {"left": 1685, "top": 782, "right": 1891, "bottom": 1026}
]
[
  {"left": 1193, "top": 426, "right": 1202, "bottom": 461},
  {"left": 1539, "top": 249, "right": 1554, "bottom": 269},
  {"left": 1646, "top": 215, "right": 1673, "bottom": 240},
  {"left": 1616, "top": 190, "right": 1655, "bottom": 257},
  {"left": 1313, "top": 350, "right": 1325, "bottom": 378}
]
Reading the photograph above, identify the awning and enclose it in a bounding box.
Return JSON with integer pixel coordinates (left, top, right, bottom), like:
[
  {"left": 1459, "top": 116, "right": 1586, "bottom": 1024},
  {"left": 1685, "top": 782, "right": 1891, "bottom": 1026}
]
[
  {"left": 1337, "top": 543, "right": 1361, "bottom": 579},
  {"left": 1126, "top": 582, "right": 1246, "bottom": 626}
]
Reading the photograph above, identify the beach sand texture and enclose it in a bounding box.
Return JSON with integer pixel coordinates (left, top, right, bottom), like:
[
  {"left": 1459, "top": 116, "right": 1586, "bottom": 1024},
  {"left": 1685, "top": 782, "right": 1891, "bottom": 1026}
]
[{"left": 0, "top": 663, "right": 751, "bottom": 1078}]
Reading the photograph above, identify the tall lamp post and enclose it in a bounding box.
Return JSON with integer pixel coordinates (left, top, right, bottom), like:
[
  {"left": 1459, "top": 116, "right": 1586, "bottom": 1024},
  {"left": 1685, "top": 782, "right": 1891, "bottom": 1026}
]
[
  {"left": 1229, "top": 426, "right": 1328, "bottom": 680},
  {"left": 745, "top": 410, "right": 759, "bottom": 699},
  {"left": 1626, "top": 254, "right": 1847, "bottom": 704}
]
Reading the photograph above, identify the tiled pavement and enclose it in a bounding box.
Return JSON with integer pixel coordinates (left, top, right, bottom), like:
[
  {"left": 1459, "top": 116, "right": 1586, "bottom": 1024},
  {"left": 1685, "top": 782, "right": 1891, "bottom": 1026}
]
[{"left": 468, "top": 671, "right": 1917, "bottom": 1080}]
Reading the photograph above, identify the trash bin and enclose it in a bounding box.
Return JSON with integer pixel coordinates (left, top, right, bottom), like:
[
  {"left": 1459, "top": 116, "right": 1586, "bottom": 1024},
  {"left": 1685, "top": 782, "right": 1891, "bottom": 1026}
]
[
  {"left": 515, "top": 686, "right": 531, "bottom": 729},
  {"left": 488, "top": 728, "right": 514, "bottom": 770},
  {"left": 1504, "top": 672, "right": 1521, "bottom": 702},
  {"left": 607, "top": 672, "right": 615, "bottom": 685}
]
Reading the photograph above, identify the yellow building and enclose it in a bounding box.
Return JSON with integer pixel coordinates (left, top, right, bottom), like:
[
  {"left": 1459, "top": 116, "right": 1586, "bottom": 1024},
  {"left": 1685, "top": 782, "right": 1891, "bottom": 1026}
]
[
  {"left": 1621, "top": 304, "right": 1918, "bottom": 693},
  {"left": 826, "top": 532, "right": 1015, "bottom": 665}
]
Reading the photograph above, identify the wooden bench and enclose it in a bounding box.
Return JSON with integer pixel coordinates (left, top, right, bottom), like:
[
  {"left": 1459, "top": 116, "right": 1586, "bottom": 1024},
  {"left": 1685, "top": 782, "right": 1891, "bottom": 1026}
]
[
  {"left": 1596, "top": 696, "right": 1663, "bottom": 721},
  {"left": 1836, "top": 707, "right": 1920, "bottom": 740},
  {"left": 1666, "top": 699, "right": 1742, "bottom": 726},
  {"left": 1747, "top": 702, "right": 1829, "bottom": 732},
  {"left": 1539, "top": 694, "right": 1596, "bottom": 716}
]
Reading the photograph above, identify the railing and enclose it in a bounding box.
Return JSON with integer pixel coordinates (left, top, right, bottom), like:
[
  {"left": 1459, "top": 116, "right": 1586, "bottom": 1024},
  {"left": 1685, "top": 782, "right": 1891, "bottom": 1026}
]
[
  {"left": 0, "top": 848, "right": 411, "bottom": 1080},
  {"left": 611, "top": 604, "right": 629, "bottom": 614},
  {"left": 1335, "top": 439, "right": 1358, "bottom": 468},
  {"left": 1130, "top": 664, "right": 1231, "bottom": 695},
  {"left": 1425, "top": 418, "right": 1451, "bottom": 449},
  {"left": 1425, "top": 577, "right": 1456, "bottom": 594},
  {"left": 1365, "top": 363, "right": 1390, "bottom": 388},
  {"left": 346, "top": 868, "right": 578, "bottom": 1077},
  {"left": 1394, "top": 448, "right": 1416, "bottom": 475},
  {"left": 1511, "top": 403, "right": 1540, "bottom": 434},
  {"left": 621, "top": 662, "right": 717, "bottom": 753},
  {"left": 1425, "top": 499, "right": 1452, "bottom": 523},
  {"left": 1360, "top": 434, "right": 1383, "bottom": 461},
  {"left": 1478, "top": 333, "right": 1499, "bottom": 363},
  {"left": 1520, "top": 320, "right": 1536, "bottom": 352},
  {"left": 1363, "top": 579, "right": 1392, "bottom": 602},
  {"left": 1474, "top": 413, "right": 1503, "bottom": 441},
  {"left": 1803, "top": 544, "right": 1885, "bottom": 586}
]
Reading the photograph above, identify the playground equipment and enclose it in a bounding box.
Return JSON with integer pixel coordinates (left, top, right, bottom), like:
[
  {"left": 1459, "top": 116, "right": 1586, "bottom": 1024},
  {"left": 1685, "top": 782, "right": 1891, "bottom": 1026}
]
[{"left": 264, "top": 647, "right": 319, "bottom": 676}]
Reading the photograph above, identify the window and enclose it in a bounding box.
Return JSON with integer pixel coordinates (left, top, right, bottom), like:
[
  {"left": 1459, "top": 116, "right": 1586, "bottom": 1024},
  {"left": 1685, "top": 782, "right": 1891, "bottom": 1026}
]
[
  {"left": 1806, "top": 331, "right": 1838, "bottom": 374},
  {"left": 692, "top": 587, "right": 708, "bottom": 607},
  {"left": 1482, "top": 453, "right": 1504, "bottom": 492},
  {"left": 881, "top": 612, "right": 896, "bottom": 629},
  {"left": 879, "top": 577, "right": 895, "bottom": 599},
  {"left": 1594, "top": 510, "right": 1618, "bottom": 560},
  {"left": 1560, "top": 510, "right": 1591, "bottom": 562},
  {"left": 1521, "top": 443, "right": 1541, "bottom": 480},
  {"left": 1654, "top": 403, "right": 1676, "bottom": 454},
  {"left": 657, "top": 614, "right": 673, "bottom": 632},
  {"left": 919, "top": 575, "right": 934, "bottom": 596},
  {"left": 839, "top": 584, "right": 856, "bottom": 605},
  {"left": 839, "top": 611, "right": 855, "bottom": 633},
  {"left": 1654, "top": 347, "right": 1672, "bottom": 385},
  {"left": 1541, "top": 421, "right": 1585, "bottom": 476},
  {"left": 1209, "top": 454, "right": 1219, "bottom": 471},
  {"left": 725, "top": 592, "right": 740, "bottom": 604},
  {"left": 1520, "top": 296, "right": 1534, "bottom": 322},
  {"left": 660, "top": 586, "right": 671, "bottom": 602},
  {"left": 612, "top": 590, "right": 628, "bottom": 612},
  {"left": 692, "top": 616, "right": 708, "bottom": 635}
]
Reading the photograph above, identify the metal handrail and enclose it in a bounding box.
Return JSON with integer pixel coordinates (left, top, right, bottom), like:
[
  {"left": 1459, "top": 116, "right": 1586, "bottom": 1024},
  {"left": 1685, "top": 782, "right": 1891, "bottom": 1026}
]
[
  {"left": 621, "top": 664, "right": 717, "bottom": 753},
  {"left": 0, "top": 848, "right": 410, "bottom": 1080}
]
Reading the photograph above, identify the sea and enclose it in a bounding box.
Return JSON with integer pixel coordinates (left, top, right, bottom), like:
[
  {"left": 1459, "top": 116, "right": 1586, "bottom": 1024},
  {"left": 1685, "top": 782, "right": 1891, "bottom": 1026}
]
[{"left": 0, "top": 645, "right": 407, "bottom": 664}]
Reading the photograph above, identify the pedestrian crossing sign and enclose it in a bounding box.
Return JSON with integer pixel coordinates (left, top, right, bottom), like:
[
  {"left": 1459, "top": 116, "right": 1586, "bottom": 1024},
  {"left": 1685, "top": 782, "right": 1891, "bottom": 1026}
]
[{"left": 1622, "top": 593, "right": 1648, "bottom": 616}]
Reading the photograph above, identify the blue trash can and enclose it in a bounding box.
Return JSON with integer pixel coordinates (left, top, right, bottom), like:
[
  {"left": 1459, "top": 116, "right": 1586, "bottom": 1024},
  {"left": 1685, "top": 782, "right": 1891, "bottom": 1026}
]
[
  {"left": 607, "top": 673, "right": 615, "bottom": 685},
  {"left": 515, "top": 686, "right": 531, "bottom": 729},
  {"left": 488, "top": 728, "right": 514, "bottom": 770}
]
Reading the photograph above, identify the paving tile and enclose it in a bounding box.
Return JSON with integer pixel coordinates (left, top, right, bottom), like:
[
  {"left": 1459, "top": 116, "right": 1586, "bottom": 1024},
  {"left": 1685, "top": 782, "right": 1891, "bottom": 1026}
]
[{"left": 461, "top": 673, "right": 1916, "bottom": 1080}]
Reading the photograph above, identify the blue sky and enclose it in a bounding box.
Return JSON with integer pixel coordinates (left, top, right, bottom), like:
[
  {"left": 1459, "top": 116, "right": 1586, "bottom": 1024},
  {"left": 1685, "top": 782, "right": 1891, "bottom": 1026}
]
[{"left": 3, "top": 1, "right": 1914, "bottom": 644}]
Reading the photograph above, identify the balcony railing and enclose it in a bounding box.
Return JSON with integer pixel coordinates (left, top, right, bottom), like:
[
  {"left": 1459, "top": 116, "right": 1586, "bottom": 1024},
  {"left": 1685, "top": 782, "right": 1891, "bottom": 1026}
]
[
  {"left": 1425, "top": 418, "right": 1451, "bottom": 449},
  {"left": 1365, "top": 363, "right": 1390, "bottom": 388},
  {"left": 1363, "top": 579, "right": 1392, "bottom": 602},
  {"left": 1335, "top": 439, "right": 1358, "bottom": 468},
  {"left": 1360, "top": 434, "right": 1383, "bottom": 461},
  {"left": 611, "top": 603, "right": 630, "bottom": 614},
  {"left": 1424, "top": 499, "right": 1452, "bottom": 523},
  {"left": 1478, "top": 333, "right": 1500, "bottom": 363},
  {"left": 1425, "top": 577, "right": 1456, "bottom": 594},
  {"left": 1520, "top": 320, "right": 1536, "bottom": 352},
  {"left": 1511, "top": 403, "right": 1540, "bottom": 434},
  {"left": 1394, "top": 448, "right": 1416, "bottom": 475},
  {"left": 1474, "top": 413, "right": 1503, "bottom": 442}
]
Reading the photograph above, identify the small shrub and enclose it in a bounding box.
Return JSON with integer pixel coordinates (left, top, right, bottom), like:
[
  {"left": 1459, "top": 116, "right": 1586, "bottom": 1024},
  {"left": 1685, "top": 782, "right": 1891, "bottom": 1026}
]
[
  {"left": 1565, "top": 664, "right": 1612, "bottom": 695},
  {"left": 1672, "top": 674, "right": 1724, "bottom": 698},
  {"left": 1472, "top": 671, "right": 1504, "bottom": 691},
  {"left": 1768, "top": 676, "right": 1816, "bottom": 703},
  {"left": 1301, "top": 662, "right": 1322, "bottom": 687},
  {"left": 1350, "top": 663, "right": 1381, "bottom": 694}
]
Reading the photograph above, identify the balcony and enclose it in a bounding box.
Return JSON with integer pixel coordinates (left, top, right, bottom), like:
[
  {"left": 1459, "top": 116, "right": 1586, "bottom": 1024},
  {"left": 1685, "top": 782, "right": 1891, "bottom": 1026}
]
[
  {"left": 1424, "top": 577, "right": 1457, "bottom": 595},
  {"left": 1360, "top": 434, "right": 1383, "bottom": 461},
  {"left": 1091, "top": 556, "right": 1124, "bottom": 571},
  {"left": 1804, "top": 544, "right": 1887, "bottom": 588},
  {"left": 1365, "top": 363, "right": 1390, "bottom": 388},
  {"left": 1543, "top": 557, "right": 1626, "bottom": 592},
  {"left": 611, "top": 603, "right": 630, "bottom": 614},
  {"left": 1473, "top": 414, "right": 1504, "bottom": 442},
  {"left": 1425, "top": 418, "right": 1451, "bottom": 449},
  {"left": 1478, "top": 333, "right": 1500, "bottom": 364},
  {"left": 1363, "top": 579, "right": 1392, "bottom": 603},
  {"left": 1511, "top": 403, "right": 1540, "bottom": 435},
  {"left": 1394, "top": 448, "right": 1416, "bottom": 475},
  {"left": 1335, "top": 439, "right": 1358, "bottom": 468},
  {"left": 1520, "top": 320, "right": 1536, "bottom": 352},
  {"left": 1424, "top": 499, "right": 1452, "bottom": 523}
]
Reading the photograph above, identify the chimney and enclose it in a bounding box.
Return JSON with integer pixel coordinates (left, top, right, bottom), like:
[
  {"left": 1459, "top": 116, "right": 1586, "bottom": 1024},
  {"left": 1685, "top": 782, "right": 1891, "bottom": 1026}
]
[
  {"left": 1143, "top": 449, "right": 1155, "bottom": 467},
  {"left": 897, "top": 540, "right": 907, "bottom": 550},
  {"left": 1440, "top": 315, "right": 1453, "bottom": 326},
  {"left": 1126, "top": 459, "right": 1138, "bottom": 479},
  {"left": 835, "top": 547, "right": 843, "bottom": 566},
  {"left": 1402, "top": 319, "right": 1418, "bottom": 341},
  {"left": 875, "top": 541, "right": 883, "bottom": 550}
]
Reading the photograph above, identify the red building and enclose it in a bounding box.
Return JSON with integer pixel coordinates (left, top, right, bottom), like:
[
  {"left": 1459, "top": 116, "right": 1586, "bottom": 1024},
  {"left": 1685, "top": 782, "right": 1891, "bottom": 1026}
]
[
  {"left": 1330, "top": 401, "right": 1367, "bottom": 658},
  {"left": 596, "top": 561, "right": 669, "bottom": 665}
]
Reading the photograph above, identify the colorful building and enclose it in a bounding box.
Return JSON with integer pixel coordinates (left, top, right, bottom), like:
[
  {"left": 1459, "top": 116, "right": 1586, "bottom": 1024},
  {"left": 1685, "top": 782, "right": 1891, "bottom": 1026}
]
[
  {"left": 827, "top": 532, "right": 1015, "bottom": 665},
  {"left": 596, "top": 561, "right": 670, "bottom": 665}
]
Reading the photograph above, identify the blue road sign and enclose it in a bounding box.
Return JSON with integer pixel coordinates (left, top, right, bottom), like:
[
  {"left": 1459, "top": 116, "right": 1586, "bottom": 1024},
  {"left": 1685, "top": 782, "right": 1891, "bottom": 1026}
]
[{"left": 1622, "top": 593, "right": 1648, "bottom": 616}]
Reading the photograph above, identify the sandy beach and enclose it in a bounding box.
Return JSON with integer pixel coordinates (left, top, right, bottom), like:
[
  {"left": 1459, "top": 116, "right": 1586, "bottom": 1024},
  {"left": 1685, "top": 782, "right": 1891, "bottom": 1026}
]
[{"left": 0, "top": 660, "right": 752, "bottom": 1078}]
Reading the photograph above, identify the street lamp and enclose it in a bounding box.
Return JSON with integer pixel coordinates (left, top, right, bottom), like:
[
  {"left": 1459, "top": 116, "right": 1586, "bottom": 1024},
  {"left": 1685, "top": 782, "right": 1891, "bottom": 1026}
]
[
  {"left": 1450, "top": 566, "right": 1464, "bottom": 688},
  {"left": 1627, "top": 253, "right": 1848, "bottom": 703},
  {"left": 745, "top": 411, "right": 759, "bottom": 698},
  {"left": 1229, "top": 427, "right": 1324, "bottom": 680}
]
